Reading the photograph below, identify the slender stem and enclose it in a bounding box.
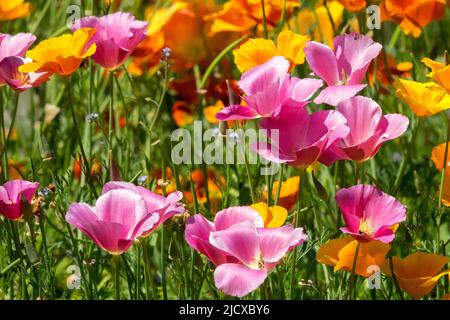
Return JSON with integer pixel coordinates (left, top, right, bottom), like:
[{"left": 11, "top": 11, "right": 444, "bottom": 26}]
[
  {"left": 290, "top": 169, "right": 304, "bottom": 299},
  {"left": 260, "top": 0, "right": 268, "bottom": 39},
  {"left": 274, "top": 164, "right": 284, "bottom": 206},
  {"left": 0, "top": 93, "right": 20, "bottom": 181},
  {"left": 388, "top": 252, "right": 404, "bottom": 300},
  {"left": 113, "top": 255, "right": 121, "bottom": 300},
  {"left": 438, "top": 113, "right": 450, "bottom": 210},
  {"left": 347, "top": 242, "right": 360, "bottom": 300},
  {"left": 108, "top": 72, "right": 114, "bottom": 170}
]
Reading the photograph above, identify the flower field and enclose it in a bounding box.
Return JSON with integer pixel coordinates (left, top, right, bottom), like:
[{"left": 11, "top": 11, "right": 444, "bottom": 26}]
[{"left": 1, "top": 0, "right": 450, "bottom": 301}]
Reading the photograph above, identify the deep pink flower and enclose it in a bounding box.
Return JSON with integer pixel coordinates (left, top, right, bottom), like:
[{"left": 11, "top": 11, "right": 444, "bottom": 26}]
[
  {"left": 336, "top": 184, "right": 406, "bottom": 243},
  {"left": 0, "top": 180, "right": 39, "bottom": 220},
  {"left": 304, "top": 33, "right": 382, "bottom": 106},
  {"left": 0, "top": 56, "right": 49, "bottom": 92},
  {"left": 0, "top": 33, "right": 37, "bottom": 88},
  {"left": 320, "top": 96, "right": 409, "bottom": 164},
  {"left": 66, "top": 182, "right": 184, "bottom": 254},
  {"left": 216, "top": 56, "right": 323, "bottom": 121},
  {"left": 253, "top": 102, "right": 350, "bottom": 168},
  {"left": 72, "top": 12, "right": 148, "bottom": 70},
  {"left": 185, "top": 206, "right": 307, "bottom": 297}
]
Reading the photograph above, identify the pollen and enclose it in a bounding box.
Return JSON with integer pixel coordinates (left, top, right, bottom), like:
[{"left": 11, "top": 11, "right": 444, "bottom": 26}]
[{"left": 358, "top": 219, "right": 375, "bottom": 237}]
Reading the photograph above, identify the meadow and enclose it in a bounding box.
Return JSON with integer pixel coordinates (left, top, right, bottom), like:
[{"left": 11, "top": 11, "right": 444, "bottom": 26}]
[{"left": 0, "top": 0, "right": 450, "bottom": 301}]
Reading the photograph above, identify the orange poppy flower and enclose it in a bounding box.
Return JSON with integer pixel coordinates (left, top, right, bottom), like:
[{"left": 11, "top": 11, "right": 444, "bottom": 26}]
[
  {"left": 172, "top": 101, "right": 195, "bottom": 127},
  {"left": 381, "top": 0, "right": 446, "bottom": 38},
  {"left": 0, "top": 0, "right": 30, "bottom": 21},
  {"left": 338, "top": 0, "right": 366, "bottom": 12},
  {"left": 431, "top": 142, "right": 450, "bottom": 174},
  {"left": 317, "top": 236, "right": 391, "bottom": 277},
  {"left": 250, "top": 202, "right": 288, "bottom": 228},
  {"left": 382, "top": 251, "right": 450, "bottom": 299},
  {"left": 262, "top": 176, "right": 300, "bottom": 210},
  {"left": 19, "top": 28, "right": 97, "bottom": 77},
  {"left": 128, "top": 32, "right": 165, "bottom": 76}
]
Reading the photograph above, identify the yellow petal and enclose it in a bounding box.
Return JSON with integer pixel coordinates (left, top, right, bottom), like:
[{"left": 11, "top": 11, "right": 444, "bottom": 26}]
[
  {"left": 394, "top": 79, "right": 450, "bottom": 116},
  {"left": 266, "top": 205, "right": 287, "bottom": 228},
  {"left": 276, "top": 30, "right": 309, "bottom": 66},
  {"left": 250, "top": 202, "right": 269, "bottom": 224},
  {"left": 233, "top": 38, "right": 277, "bottom": 73}
]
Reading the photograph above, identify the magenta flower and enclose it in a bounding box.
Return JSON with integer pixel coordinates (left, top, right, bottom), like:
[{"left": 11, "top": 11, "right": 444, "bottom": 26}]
[
  {"left": 72, "top": 12, "right": 148, "bottom": 70},
  {"left": 253, "top": 102, "right": 350, "bottom": 168},
  {"left": 0, "top": 33, "right": 41, "bottom": 89},
  {"left": 216, "top": 56, "right": 323, "bottom": 121},
  {"left": 0, "top": 56, "right": 49, "bottom": 92},
  {"left": 0, "top": 180, "right": 39, "bottom": 220},
  {"left": 304, "top": 33, "right": 382, "bottom": 106},
  {"left": 185, "top": 207, "right": 307, "bottom": 297},
  {"left": 320, "top": 96, "right": 409, "bottom": 164},
  {"left": 66, "top": 182, "right": 184, "bottom": 254},
  {"left": 336, "top": 185, "right": 406, "bottom": 243}
]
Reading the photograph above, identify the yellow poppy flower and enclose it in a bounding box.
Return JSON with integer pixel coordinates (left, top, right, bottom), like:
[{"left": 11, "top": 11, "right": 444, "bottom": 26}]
[
  {"left": 382, "top": 251, "right": 450, "bottom": 299},
  {"left": 394, "top": 79, "right": 450, "bottom": 116},
  {"left": 19, "top": 28, "right": 97, "bottom": 77},
  {"left": 204, "top": 100, "right": 225, "bottom": 124},
  {"left": 317, "top": 236, "right": 391, "bottom": 277},
  {"left": 263, "top": 176, "right": 300, "bottom": 210},
  {"left": 294, "top": 1, "right": 344, "bottom": 47},
  {"left": 250, "top": 202, "right": 288, "bottom": 228},
  {"left": 422, "top": 57, "right": 450, "bottom": 93},
  {"left": 233, "top": 31, "right": 309, "bottom": 73},
  {"left": 0, "top": 0, "right": 30, "bottom": 21}
]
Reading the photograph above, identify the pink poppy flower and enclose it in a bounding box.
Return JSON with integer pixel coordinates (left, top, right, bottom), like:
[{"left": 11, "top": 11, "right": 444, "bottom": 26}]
[
  {"left": 0, "top": 179, "right": 39, "bottom": 220},
  {"left": 185, "top": 207, "right": 307, "bottom": 297},
  {"left": 253, "top": 102, "right": 350, "bottom": 168},
  {"left": 304, "top": 33, "right": 382, "bottom": 106},
  {"left": 320, "top": 96, "right": 409, "bottom": 164},
  {"left": 72, "top": 12, "right": 148, "bottom": 70},
  {"left": 0, "top": 56, "right": 49, "bottom": 92},
  {"left": 66, "top": 183, "right": 184, "bottom": 254},
  {"left": 0, "top": 32, "right": 36, "bottom": 86},
  {"left": 336, "top": 184, "right": 406, "bottom": 243},
  {"left": 101, "top": 181, "right": 185, "bottom": 234},
  {"left": 216, "top": 56, "right": 323, "bottom": 121}
]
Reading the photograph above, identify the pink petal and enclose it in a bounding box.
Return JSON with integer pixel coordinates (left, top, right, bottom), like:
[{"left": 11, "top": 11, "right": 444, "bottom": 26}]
[
  {"left": 214, "top": 206, "right": 264, "bottom": 231},
  {"left": 333, "top": 33, "right": 382, "bottom": 85},
  {"left": 314, "top": 84, "right": 366, "bottom": 106},
  {"left": 215, "top": 105, "right": 259, "bottom": 121},
  {"left": 288, "top": 78, "right": 323, "bottom": 102},
  {"left": 214, "top": 263, "right": 267, "bottom": 297},
  {"left": 209, "top": 222, "right": 260, "bottom": 266},
  {"left": 238, "top": 56, "right": 289, "bottom": 95},
  {"left": 258, "top": 226, "right": 307, "bottom": 263},
  {"left": 0, "top": 33, "right": 36, "bottom": 60},
  {"left": 95, "top": 189, "right": 148, "bottom": 227},
  {"left": 185, "top": 214, "right": 230, "bottom": 266},
  {"left": 66, "top": 203, "right": 132, "bottom": 254},
  {"left": 304, "top": 41, "right": 339, "bottom": 86}
]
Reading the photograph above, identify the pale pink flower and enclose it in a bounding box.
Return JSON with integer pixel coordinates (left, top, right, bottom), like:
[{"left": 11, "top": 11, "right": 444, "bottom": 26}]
[
  {"left": 72, "top": 12, "right": 148, "bottom": 70},
  {"left": 185, "top": 207, "right": 307, "bottom": 297},
  {"left": 336, "top": 184, "right": 406, "bottom": 243},
  {"left": 304, "top": 33, "right": 382, "bottom": 106},
  {"left": 66, "top": 182, "right": 184, "bottom": 254},
  {"left": 320, "top": 96, "right": 409, "bottom": 164},
  {"left": 216, "top": 56, "right": 322, "bottom": 121}
]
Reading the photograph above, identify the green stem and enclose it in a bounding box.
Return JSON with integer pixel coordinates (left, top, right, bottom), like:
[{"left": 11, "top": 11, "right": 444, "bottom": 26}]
[
  {"left": 347, "top": 242, "right": 360, "bottom": 300},
  {"left": 113, "top": 255, "right": 121, "bottom": 300},
  {"left": 260, "top": 0, "right": 268, "bottom": 39},
  {"left": 290, "top": 170, "right": 304, "bottom": 299}
]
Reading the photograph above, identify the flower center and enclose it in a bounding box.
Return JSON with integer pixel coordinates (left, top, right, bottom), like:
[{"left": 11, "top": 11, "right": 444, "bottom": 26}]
[{"left": 358, "top": 218, "right": 375, "bottom": 237}]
